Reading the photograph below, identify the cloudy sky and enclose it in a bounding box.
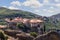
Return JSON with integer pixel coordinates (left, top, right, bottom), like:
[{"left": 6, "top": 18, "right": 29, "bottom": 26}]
[{"left": 0, "top": 0, "right": 60, "bottom": 16}]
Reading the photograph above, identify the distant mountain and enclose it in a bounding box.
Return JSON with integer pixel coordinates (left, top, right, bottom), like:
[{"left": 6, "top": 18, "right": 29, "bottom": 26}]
[
  {"left": 50, "top": 13, "right": 60, "bottom": 21},
  {"left": 0, "top": 7, "right": 41, "bottom": 19},
  {"left": 41, "top": 14, "right": 60, "bottom": 30},
  {"left": 45, "top": 13, "right": 60, "bottom": 30}
]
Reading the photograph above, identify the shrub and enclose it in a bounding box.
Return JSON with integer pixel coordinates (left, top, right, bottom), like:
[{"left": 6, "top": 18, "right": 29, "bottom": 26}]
[
  {"left": 16, "top": 23, "right": 24, "bottom": 29},
  {"left": 0, "top": 31, "right": 6, "bottom": 40},
  {"left": 0, "top": 31, "right": 8, "bottom": 40},
  {"left": 30, "top": 32, "right": 37, "bottom": 37},
  {"left": 0, "top": 22, "right": 7, "bottom": 25}
]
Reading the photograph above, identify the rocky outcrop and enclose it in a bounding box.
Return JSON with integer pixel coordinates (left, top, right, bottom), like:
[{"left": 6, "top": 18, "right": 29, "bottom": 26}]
[
  {"left": 0, "top": 30, "right": 8, "bottom": 40},
  {"left": 34, "top": 31, "right": 60, "bottom": 40},
  {"left": 4, "top": 29, "right": 34, "bottom": 40},
  {"left": 3, "top": 30, "right": 60, "bottom": 40},
  {"left": 4, "top": 29, "right": 22, "bottom": 38},
  {"left": 16, "top": 33, "right": 34, "bottom": 40}
]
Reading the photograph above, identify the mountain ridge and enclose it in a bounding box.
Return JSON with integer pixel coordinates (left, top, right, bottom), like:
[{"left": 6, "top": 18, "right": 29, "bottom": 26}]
[{"left": 0, "top": 7, "right": 42, "bottom": 19}]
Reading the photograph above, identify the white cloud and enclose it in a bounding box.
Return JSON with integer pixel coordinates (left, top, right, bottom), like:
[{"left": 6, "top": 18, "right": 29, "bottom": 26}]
[
  {"left": 11, "top": 1, "right": 21, "bottom": 6},
  {"left": 23, "top": 0, "right": 43, "bottom": 8},
  {"left": 55, "top": 4, "right": 60, "bottom": 7},
  {"left": 8, "top": 6, "right": 19, "bottom": 10},
  {"left": 43, "top": 9, "right": 55, "bottom": 13},
  {"left": 9, "top": 1, "right": 21, "bottom": 10},
  {"left": 3, "top": 0, "right": 60, "bottom": 16},
  {"left": 43, "top": 0, "right": 49, "bottom": 3},
  {"left": 43, "top": 9, "right": 47, "bottom": 11},
  {"left": 50, "top": 6, "right": 54, "bottom": 9},
  {"left": 55, "top": 0, "right": 60, "bottom": 2},
  {"left": 34, "top": 10, "right": 40, "bottom": 13},
  {"left": 48, "top": 10, "right": 55, "bottom": 13},
  {"left": 2, "top": 6, "right": 7, "bottom": 8}
]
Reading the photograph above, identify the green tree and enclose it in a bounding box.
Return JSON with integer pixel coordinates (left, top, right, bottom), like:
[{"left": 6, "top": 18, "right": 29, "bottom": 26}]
[
  {"left": 16, "top": 23, "right": 24, "bottom": 30},
  {"left": 16, "top": 23, "right": 31, "bottom": 32}
]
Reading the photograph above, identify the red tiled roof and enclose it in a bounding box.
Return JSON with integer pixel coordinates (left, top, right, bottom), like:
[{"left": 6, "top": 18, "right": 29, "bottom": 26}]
[
  {"left": 30, "top": 19, "right": 43, "bottom": 23},
  {"left": 5, "top": 18, "right": 43, "bottom": 23},
  {"left": 23, "top": 18, "right": 30, "bottom": 23},
  {"left": 0, "top": 25, "right": 7, "bottom": 28}
]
